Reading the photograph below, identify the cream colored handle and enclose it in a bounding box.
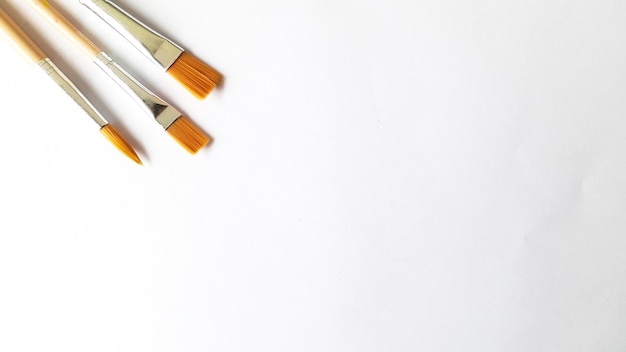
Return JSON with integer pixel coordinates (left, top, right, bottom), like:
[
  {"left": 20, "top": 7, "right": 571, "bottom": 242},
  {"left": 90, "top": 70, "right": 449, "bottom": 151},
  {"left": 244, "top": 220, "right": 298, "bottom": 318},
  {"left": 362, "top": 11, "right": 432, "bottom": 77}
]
[
  {"left": 0, "top": 8, "right": 46, "bottom": 63},
  {"left": 30, "top": 0, "right": 101, "bottom": 58}
]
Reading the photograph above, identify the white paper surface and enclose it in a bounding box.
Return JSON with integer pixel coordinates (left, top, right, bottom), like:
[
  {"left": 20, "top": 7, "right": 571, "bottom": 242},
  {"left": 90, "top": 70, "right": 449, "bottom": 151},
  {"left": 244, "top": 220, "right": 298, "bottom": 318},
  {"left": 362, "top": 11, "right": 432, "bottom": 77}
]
[{"left": 0, "top": 0, "right": 624, "bottom": 351}]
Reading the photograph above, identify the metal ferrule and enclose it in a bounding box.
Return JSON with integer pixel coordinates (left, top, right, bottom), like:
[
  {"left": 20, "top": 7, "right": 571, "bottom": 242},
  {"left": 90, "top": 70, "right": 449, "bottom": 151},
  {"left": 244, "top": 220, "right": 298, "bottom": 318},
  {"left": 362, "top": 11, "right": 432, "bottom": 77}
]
[
  {"left": 93, "top": 52, "right": 181, "bottom": 129},
  {"left": 81, "top": 0, "right": 184, "bottom": 71},
  {"left": 37, "top": 58, "right": 108, "bottom": 128}
]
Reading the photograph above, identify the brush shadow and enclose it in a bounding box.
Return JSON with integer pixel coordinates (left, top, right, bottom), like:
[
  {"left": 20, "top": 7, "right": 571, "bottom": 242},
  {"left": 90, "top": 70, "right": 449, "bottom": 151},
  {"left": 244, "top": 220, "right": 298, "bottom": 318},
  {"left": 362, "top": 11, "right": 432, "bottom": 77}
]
[
  {"left": 216, "top": 73, "right": 226, "bottom": 90},
  {"left": 197, "top": 116, "right": 215, "bottom": 157},
  {"left": 200, "top": 130, "right": 215, "bottom": 158},
  {"left": 199, "top": 136, "right": 216, "bottom": 158},
  {"left": 212, "top": 65, "right": 226, "bottom": 92}
]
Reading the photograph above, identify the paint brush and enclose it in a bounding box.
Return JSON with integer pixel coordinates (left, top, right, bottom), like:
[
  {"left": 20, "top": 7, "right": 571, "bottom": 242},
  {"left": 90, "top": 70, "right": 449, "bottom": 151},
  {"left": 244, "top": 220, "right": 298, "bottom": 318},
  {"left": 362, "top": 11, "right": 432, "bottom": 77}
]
[
  {"left": 80, "top": 0, "right": 221, "bottom": 100},
  {"left": 31, "top": 0, "right": 210, "bottom": 154},
  {"left": 0, "top": 6, "right": 141, "bottom": 164}
]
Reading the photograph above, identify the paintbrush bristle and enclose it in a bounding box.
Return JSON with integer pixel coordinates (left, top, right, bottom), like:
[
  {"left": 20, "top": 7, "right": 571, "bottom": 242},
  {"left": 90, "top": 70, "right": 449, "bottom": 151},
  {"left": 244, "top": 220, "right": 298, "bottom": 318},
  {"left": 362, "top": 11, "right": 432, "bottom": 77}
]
[
  {"left": 100, "top": 124, "right": 142, "bottom": 165},
  {"left": 166, "top": 116, "right": 211, "bottom": 154},
  {"left": 167, "top": 51, "right": 221, "bottom": 99}
]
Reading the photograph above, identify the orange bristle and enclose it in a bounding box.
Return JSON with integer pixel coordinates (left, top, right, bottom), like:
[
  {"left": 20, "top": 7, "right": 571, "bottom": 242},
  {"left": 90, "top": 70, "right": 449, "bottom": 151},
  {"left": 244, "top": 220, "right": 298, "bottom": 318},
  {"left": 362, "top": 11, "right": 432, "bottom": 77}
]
[
  {"left": 166, "top": 116, "right": 211, "bottom": 154},
  {"left": 167, "top": 51, "right": 221, "bottom": 99},
  {"left": 100, "top": 125, "right": 142, "bottom": 165}
]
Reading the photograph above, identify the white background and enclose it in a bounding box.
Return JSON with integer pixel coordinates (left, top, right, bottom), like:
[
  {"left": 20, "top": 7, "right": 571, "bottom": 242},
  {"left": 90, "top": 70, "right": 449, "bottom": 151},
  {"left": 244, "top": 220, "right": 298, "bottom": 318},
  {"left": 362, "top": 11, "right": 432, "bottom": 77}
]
[{"left": 0, "top": 0, "right": 625, "bottom": 350}]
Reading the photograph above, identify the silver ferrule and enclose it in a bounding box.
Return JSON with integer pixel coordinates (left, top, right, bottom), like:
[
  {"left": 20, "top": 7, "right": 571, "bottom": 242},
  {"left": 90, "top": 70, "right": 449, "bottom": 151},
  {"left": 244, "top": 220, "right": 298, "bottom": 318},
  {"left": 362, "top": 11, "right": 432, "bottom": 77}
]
[
  {"left": 37, "top": 58, "right": 108, "bottom": 128},
  {"left": 81, "top": 0, "right": 183, "bottom": 71},
  {"left": 93, "top": 52, "right": 181, "bottom": 129}
]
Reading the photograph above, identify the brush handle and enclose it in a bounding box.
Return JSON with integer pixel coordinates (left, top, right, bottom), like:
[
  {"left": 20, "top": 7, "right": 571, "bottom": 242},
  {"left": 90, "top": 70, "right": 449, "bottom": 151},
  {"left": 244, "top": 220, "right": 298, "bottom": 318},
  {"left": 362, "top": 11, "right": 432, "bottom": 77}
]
[
  {"left": 30, "top": 0, "right": 100, "bottom": 58},
  {"left": 80, "top": 0, "right": 183, "bottom": 70},
  {"left": 38, "top": 58, "right": 108, "bottom": 127},
  {"left": 0, "top": 7, "right": 107, "bottom": 128},
  {"left": 94, "top": 52, "right": 181, "bottom": 129},
  {"left": 0, "top": 8, "right": 46, "bottom": 63}
]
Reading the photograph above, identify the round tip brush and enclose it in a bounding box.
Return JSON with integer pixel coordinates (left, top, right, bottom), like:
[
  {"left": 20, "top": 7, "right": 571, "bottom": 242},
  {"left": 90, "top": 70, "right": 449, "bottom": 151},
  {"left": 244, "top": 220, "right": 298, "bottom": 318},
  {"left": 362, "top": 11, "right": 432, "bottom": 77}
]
[{"left": 0, "top": 6, "right": 141, "bottom": 165}]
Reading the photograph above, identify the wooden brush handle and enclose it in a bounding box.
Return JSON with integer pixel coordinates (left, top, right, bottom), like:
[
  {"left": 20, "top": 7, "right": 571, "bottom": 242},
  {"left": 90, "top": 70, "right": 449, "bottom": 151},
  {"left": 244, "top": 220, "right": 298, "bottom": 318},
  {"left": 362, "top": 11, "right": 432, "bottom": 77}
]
[
  {"left": 0, "top": 8, "right": 46, "bottom": 63},
  {"left": 30, "top": 0, "right": 101, "bottom": 59}
]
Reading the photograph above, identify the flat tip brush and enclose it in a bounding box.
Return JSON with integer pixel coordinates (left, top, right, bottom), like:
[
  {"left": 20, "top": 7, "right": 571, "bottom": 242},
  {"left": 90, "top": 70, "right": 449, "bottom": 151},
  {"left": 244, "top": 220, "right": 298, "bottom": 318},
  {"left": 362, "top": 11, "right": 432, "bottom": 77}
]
[
  {"left": 32, "top": 0, "right": 210, "bottom": 155},
  {"left": 167, "top": 51, "right": 221, "bottom": 100},
  {"left": 166, "top": 116, "right": 211, "bottom": 154},
  {"left": 0, "top": 6, "right": 142, "bottom": 165},
  {"left": 80, "top": 0, "right": 221, "bottom": 99},
  {"left": 100, "top": 124, "right": 142, "bottom": 164}
]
